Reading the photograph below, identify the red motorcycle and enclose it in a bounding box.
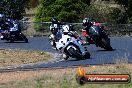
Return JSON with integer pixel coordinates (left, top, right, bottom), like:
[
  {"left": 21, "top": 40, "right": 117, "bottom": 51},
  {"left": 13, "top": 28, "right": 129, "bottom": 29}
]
[{"left": 82, "top": 23, "right": 113, "bottom": 51}]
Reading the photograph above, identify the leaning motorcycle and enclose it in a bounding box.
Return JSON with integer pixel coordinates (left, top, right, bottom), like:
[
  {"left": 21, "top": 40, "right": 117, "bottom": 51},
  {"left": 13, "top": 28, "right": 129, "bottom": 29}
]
[
  {"left": 82, "top": 25, "right": 113, "bottom": 51},
  {"left": 0, "top": 22, "right": 28, "bottom": 43},
  {"left": 54, "top": 25, "right": 90, "bottom": 60}
]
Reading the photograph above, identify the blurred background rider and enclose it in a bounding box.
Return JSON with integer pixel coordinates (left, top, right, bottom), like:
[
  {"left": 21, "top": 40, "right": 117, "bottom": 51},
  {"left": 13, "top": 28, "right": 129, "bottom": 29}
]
[
  {"left": 0, "top": 13, "right": 6, "bottom": 30},
  {"left": 50, "top": 17, "right": 63, "bottom": 41},
  {"left": 49, "top": 17, "right": 63, "bottom": 49},
  {"left": 82, "top": 17, "right": 105, "bottom": 45}
]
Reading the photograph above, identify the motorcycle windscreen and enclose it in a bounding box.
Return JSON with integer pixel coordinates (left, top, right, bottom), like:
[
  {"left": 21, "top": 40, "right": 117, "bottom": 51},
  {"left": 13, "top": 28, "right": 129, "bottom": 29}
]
[{"left": 89, "top": 25, "right": 101, "bottom": 36}]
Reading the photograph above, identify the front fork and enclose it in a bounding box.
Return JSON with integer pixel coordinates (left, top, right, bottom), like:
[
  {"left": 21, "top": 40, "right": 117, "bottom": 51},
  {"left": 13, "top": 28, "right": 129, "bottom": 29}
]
[
  {"left": 87, "top": 36, "right": 100, "bottom": 47},
  {"left": 85, "top": 36, "right": 95, "bottom": 45}
]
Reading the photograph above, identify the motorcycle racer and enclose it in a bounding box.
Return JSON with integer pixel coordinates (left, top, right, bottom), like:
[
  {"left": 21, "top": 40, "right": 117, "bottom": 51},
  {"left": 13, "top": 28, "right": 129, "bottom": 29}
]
[
  {"left": 49, "top": 17, "right": 63, "bottom": 49},
  {"left": 82, "top": 18, "right": 104, "bottom": 45},
  {"left": 0, "top": 13, "right": 9, "bottom": 38},
  {"left": 82, "top": 18, "right": 93, "bottom": 45},
  {"left": 0, "top": 13, "right": 6, "bottom": 30}
]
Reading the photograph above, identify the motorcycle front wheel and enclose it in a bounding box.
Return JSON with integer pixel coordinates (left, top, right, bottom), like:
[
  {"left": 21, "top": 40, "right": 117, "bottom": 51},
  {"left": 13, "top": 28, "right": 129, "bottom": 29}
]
[
  {"left": 20, "top": 33, "right": 28, "bottom": 43},
  {"left": 83, "top": 52, "right": 90, "bottom": 59},
  {"left": 67, "top": 47, "right": 82, "bottom": 60},
  {"left": 101, "top": 38, "right": 113, "bottom": 51},
  {"left": 62, "top": 53, "right": 69, "bottom": 60},
  {"left": 9, "top": 37, "right": 14, "bottom": 43}
]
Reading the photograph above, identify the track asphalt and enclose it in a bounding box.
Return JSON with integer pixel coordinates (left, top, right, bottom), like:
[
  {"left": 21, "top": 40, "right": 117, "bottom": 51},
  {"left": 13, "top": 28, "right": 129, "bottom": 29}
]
[{"left": 0, "top": 36, "right": 131, "bottom": 71}]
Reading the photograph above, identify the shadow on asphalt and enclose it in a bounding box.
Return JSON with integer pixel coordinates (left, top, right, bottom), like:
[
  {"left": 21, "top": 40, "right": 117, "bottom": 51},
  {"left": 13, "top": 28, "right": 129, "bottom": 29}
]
[
  {"left": 97, "top": 48, "right": 116, "bottom": 51},
  {"left": 4, "top": 41, "right": 29, "bottom": 43},
  {"left": 66, "top": 58, "right": 93, "bottom": 61}
]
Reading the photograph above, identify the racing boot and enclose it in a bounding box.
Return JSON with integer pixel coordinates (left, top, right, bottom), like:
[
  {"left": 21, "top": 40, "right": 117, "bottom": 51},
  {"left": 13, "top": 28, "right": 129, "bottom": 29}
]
[{"left": 52, "top": 41, "right": 57, "bottom": 50}]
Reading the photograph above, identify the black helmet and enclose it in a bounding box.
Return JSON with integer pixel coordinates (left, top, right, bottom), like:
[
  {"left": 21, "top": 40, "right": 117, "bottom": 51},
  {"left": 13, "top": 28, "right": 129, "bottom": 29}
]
[
  {"left": 69, "top": 24, "right": 74, "bottom": 31},
  {"left": 51, "top": 17, "right": 59, "bottom": 24},
  {"left": 82, "top": 18, "right": 92, "bottom": 26}
]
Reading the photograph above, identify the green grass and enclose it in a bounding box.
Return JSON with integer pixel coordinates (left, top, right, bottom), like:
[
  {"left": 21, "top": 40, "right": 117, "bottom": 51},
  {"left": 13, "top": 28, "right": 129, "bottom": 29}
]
[{"left": 0, "top": 64, "right": 132, "bottom": 88}]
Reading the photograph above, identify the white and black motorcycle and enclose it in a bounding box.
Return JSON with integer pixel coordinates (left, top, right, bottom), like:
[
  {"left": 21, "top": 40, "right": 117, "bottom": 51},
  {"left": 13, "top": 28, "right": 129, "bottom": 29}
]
[{"left": 50, "top": 25, "right": 90, "bottom": 60}]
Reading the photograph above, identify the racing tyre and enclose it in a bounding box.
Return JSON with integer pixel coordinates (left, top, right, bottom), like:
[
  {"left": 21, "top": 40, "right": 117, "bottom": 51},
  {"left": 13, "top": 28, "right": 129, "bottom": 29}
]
[
  {"left": 62, "top": 53, "right": 69, "bottom": 60},
  {"left": 68, "top": 47, "right": 82, "bottom": 59},
  {"left": 20, "top": 33, "right": 28, "bottom": 43},
  {"left": 101, "top": 38, "right": 113, "bottom": 51},
  {"left": 9, "top": 37, "right": 14, "bottom": 43},
  {"left": 9, "top": 39, "right": 14, "bottom": 43},
  {"left": 83, "top": 52, "right": 90, "bottom": 59}
]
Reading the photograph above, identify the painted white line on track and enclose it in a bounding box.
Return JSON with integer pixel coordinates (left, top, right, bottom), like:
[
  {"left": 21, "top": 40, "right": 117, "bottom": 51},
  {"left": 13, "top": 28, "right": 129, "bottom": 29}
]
[{"left": 50, "top": 59, "right": 65, "bottom": 64}]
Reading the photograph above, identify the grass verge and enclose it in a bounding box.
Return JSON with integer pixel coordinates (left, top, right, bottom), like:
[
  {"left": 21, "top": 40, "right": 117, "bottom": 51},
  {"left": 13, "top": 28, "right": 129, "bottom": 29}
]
[
  {"left": 0, "top": 64, "right": 132, "bottom": 88},
  {"left": 0, "top": 48, "right": 52, "bottom": 67}
]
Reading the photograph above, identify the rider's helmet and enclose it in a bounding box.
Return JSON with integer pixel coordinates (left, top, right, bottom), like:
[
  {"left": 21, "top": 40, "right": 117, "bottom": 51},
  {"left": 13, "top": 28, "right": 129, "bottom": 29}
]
[
  {"left": 0, "top": 13, "right": 5, "bottom": 22},
  {"left": 62, "top": 25, "right": 69, "bottom": 34},
  {"left": 69, "top": 24, "right": 74, "bottom": 31},
  {"left": 82, "top": 18, "right": 92, "bottom": 27},
  {"left": 51, "top": 17, "right": 59, "bottom": 24}
]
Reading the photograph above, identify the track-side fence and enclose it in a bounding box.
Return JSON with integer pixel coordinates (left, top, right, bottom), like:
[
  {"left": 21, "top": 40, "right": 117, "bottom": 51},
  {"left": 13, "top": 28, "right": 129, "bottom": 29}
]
[{"left": 20, "top": 21, "right": 132, "bottom": 37}]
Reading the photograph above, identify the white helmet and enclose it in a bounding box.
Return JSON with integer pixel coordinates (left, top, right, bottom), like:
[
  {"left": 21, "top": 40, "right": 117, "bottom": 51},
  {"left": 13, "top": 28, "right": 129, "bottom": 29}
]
[
  {"left": 62, "top": 25, "right": 69, "bottom": 33},
  {"left": 0, "top": 14, "right": 4, "bottom": 18},
  {"left": 0, "top": 13, "right": 5, "bottom": 22}
]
